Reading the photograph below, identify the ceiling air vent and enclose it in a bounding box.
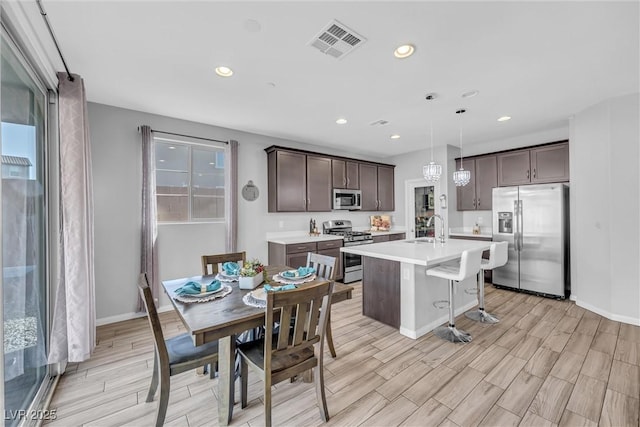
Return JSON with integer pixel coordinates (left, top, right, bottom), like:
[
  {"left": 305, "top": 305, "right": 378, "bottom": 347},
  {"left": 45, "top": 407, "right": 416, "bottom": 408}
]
[
  {"left": 369, "top": 119, "right": 389, "bottom": 126},
  {"left": 308, "top": 20, "right": 366, "bottom": 59}
]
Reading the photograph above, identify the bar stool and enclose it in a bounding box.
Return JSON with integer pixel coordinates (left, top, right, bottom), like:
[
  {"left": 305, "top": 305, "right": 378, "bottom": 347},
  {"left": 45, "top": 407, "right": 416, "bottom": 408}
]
[
  {"left": 465, "top": 242, "right": 508, "bottom": 324},
  {"left": 427, "top": 248, "right": 483, "bottom": 343}
]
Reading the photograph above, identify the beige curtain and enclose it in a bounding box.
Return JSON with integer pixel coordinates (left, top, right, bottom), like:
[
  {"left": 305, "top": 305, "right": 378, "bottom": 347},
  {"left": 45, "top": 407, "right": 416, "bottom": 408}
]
[
  {"left": 48, "top": 72, "right": 96, "bottom": 364},
  {"left": 139, "top": 125, "right": 159, "bottom": 309},
  {"left": 225, "top": 140, "right": 238, "bottom": 252}
]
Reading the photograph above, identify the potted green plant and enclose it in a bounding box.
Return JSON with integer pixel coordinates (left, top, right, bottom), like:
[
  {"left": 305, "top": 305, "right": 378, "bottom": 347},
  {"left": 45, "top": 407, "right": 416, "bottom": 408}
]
[{"left": 238, "top": 259, "right": 266, "bottom": 290}]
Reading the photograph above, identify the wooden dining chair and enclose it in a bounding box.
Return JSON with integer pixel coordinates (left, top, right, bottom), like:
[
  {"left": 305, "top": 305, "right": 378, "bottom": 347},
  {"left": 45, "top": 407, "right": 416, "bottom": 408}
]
[
  {"left": 306, "top": 252, "right": 339, "bottom": 358},
  {"left": 138, "top": 273, "right": 219, "bottom": 427},
  {"left": 238, "top": 280, "right": 334, "bottom": 426},
  {"left": 201, "top": 251, "right": 246, "bottom": 275}
]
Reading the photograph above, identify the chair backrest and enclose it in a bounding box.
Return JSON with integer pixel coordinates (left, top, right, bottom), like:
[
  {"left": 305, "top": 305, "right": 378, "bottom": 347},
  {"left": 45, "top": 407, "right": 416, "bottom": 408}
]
[
  {"left": 306, "top": 252, "right": 336, "bottom": 280},
  {"left": 264, "top": 281, "right": 334, "bottom": 369},
  {"left": 138, "top": 273, "right": 170, "bottom": 368},
  {"left": 456, "top": 248, "right": 484, "bottom": 281},
  {"left": 485, "top": 241, "right": 509, "bottom": 270},
  {"left": 201, "top": 251, "right": 246, "bottom": 275}
]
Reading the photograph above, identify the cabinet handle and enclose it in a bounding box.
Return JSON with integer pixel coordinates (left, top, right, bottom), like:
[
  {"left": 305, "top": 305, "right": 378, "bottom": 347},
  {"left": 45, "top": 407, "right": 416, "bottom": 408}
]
[
  {"left": 526, "top": 170, "right": 530, "bottom": 179},
  {"left": 347, "top": 177, "right": 350, "bottom": 186},
  {"left": 343, "top": 178, "right": 346, "bottom": 186},
  {"left": 477, "top": 198, "right": 480, "bottom": 207},
  {"left": 473, "top": 198, "right": 476, "bottom": 208},
  {"left": 533, "top": 168, "right": 536, "bottom": 178}
]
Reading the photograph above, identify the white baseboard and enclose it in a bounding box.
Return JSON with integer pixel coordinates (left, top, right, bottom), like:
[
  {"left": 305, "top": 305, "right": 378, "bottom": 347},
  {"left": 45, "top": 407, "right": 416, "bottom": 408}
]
[
  {"left": 575, "top": 299, "right": 640, "bottom": 326},
  {"left": 400, "top": 300, "right": 478, "bottom": 339},
  {"left": 96, "top": 304, "right": 175, "bottom": 326}
]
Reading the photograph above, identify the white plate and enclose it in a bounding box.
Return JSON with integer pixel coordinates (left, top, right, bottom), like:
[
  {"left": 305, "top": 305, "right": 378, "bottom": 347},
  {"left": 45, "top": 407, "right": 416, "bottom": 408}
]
[
  {"left": 180, "top": 285, "right": 225, "bottom": 298},
  {"left": 279, "top": 270, "right": 314, "bottom": 280},
  {"left": 216, "top": 272, "right": 239, "bottom": 282}
]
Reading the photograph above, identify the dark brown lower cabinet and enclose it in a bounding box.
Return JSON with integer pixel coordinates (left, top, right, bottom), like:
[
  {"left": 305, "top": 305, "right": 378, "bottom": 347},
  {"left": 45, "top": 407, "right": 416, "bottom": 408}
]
[
  {"left": 362, "top": 256, "right": 400, "bottom": 328},
  {"left": 268, "top": 240, "right": 344, "bottom": 281}
]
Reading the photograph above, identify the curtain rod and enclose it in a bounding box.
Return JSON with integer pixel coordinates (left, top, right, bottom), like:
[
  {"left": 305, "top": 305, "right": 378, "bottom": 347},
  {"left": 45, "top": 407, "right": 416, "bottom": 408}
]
[
  {"left": 139, "top": 127, "right": 229, "bottom": 145},
  {"left": 36, "top": 0, "right": 74, "bottom": 82}
]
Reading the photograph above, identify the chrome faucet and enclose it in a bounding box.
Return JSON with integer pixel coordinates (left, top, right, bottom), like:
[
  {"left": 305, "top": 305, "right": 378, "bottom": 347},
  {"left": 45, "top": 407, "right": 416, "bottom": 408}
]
[{"left": 426, "top": 214, "right": 446, "bottom": 243}]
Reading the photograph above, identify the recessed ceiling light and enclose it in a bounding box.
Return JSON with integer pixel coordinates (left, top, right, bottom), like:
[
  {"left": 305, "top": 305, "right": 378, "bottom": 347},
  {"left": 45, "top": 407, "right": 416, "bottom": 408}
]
[
  {"left": 394, "top": 44, "right": 415, "bottom": 59},
  {"left": 462, "top": 90, "right": 479, "bottom": 98},
  {"left": 336, "top": 118, "right": 348, "bottom": 125},
  {"left": 209, "top": 162, "right": 215, "bottom": 165},
  {"left": 498, "top": 116, "right": 512, "bottom": 122},
  {"left": 390, "top": 134, "right": 401, "bottom": 140},
  {"left": 169, "top": 146, "right": 176, "bottom": 150},
  {"left": 159, "top": 159, "right": 165, "bottom": 162},
  {"left": 215, "top": 66, "right": 234, "bottom": 77}
]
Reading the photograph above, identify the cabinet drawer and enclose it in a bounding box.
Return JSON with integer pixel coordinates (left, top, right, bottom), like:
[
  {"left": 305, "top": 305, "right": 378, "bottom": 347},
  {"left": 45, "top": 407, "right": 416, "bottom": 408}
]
[
  {"left": 372, "top": 235, "right": 389, "bottom": 243},
  {"left": 285, "top": 242, "right": 317, "bottom": 254},
  {"left": 388, "top": 233, "right": 406, "bottom": 241},
  {"left": 317, "top": 239, "right": 343, "bottom": 250}
]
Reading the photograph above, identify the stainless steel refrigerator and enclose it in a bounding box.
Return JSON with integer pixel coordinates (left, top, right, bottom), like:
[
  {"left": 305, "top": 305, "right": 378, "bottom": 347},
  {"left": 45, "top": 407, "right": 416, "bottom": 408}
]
[{"left": 492, "top": 183, "right": 570, "bottom": 298}]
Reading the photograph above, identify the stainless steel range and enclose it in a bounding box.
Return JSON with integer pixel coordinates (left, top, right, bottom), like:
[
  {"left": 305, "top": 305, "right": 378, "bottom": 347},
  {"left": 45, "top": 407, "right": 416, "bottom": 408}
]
[{"left": 323, "top": 220, "right": 373, "bottom": 283}]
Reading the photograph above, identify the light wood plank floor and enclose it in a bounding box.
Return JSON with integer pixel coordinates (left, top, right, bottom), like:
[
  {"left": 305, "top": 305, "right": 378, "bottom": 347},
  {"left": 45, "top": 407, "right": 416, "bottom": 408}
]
[{"left": 46, "top": 283, "right": 640, "bottom": 426}]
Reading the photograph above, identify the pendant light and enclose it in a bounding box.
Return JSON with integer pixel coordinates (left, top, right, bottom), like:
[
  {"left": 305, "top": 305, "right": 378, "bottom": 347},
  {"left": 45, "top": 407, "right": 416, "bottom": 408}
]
[
  {"left": 453, "top": 108, "right": 471, "bottom": 186},
  {"left": 422, "top": 93, "right": 442, "bottom": 182}
]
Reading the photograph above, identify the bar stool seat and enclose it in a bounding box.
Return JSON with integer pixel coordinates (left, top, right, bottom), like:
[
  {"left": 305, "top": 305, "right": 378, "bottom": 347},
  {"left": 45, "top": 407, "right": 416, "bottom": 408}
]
[
  {"left": 427, "top": 248, "right": 483, "bottom": 343},
  {"left": 465, "top": 242, "right": 508, "bottom": 324}
]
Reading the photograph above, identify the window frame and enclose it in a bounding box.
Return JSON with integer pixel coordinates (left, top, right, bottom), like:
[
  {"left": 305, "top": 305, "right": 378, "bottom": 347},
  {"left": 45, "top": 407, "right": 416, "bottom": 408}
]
[{"left": 154, "top": 135, "right": 226, "bottom": 224}]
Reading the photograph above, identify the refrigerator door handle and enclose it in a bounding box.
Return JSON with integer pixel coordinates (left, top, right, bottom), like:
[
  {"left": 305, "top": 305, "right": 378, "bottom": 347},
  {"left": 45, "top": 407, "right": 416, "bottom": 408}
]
[
  {"left": 513, "top": 200, "right": 520, "bottom": 251},
  {"left": 518, "top": 200, "right": 524, "bottom": 250}
]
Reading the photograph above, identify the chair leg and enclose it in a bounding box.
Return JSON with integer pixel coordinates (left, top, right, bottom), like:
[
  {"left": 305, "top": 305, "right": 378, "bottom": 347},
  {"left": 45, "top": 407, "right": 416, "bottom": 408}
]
[
  {"left": 314, "top": 365, "right": 330, "bottom": 421},
  {"left": 264, "top": 376, "right": 272, "bottom": 427},
  {"left": 465, "top": 270, "right": 500, "bottom": 324},
  {"left": 154, "top": 367, "right": 170, "bottom": 427},
  {"left": 325, "top": 312, "right": 337, "bottom": 358},
  {"left": 434, "top": 280, "right": 472, "bottom": 343},
  {"left": 146, "top": 350, "right": 159, "bottom": 403},
  {"left": 240, "top": 358, "right": 248, "bottom": 409}
]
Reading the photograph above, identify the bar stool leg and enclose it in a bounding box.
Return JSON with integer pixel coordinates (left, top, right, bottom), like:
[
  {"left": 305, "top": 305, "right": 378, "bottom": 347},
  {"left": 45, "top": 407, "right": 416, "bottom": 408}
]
[
  {"left": 465, "top": 270, "right": 500, "bottom": 324},
  {"left": 434, "top": 279, "right": 472, "bottom": 343}
]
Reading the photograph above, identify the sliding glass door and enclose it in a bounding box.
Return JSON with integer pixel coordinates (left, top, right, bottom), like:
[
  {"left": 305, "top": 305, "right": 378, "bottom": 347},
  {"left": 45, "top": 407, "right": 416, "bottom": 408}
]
[{"left": 1, "top": 32, "right": 50, "bottom": 426}]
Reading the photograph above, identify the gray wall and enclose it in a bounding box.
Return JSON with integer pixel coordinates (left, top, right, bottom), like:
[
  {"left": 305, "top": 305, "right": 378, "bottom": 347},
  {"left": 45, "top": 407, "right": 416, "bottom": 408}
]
[
  {"left": 570, "top": 92, "right": 640, "bottom": 324},
  {"left": 88, "top": 102, "right": 389, "bottom": 323}
]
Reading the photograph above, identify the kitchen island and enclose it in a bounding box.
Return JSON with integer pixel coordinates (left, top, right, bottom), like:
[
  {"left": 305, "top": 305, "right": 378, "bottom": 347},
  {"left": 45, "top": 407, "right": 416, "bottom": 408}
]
[{"left": 341, "top": 238, "right": 493, "bottom": 339}]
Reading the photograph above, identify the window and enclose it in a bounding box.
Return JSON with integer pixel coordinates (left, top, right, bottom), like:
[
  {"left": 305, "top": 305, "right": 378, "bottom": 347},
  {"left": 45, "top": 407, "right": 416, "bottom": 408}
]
[{"left": 155, "top": 137, "right": 225, "bottom": 222}]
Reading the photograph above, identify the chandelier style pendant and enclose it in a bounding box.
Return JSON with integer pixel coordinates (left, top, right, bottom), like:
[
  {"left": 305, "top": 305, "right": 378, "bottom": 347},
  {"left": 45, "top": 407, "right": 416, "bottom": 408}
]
[
  {"left": 453, "top": 108, "right": 471, "bottom": 187},
  {"left": 422, "top": 93, "right": 442, "bottom": 183}
]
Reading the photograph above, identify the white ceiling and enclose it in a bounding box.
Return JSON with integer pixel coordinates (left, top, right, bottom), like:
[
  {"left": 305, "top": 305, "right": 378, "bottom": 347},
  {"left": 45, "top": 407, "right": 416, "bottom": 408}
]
[{"left": 43, "top": 1, "right": 638, "bottom": 157}]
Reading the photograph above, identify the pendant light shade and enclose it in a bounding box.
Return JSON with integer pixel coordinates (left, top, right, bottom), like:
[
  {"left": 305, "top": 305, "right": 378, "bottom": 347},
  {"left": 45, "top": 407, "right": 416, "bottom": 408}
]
[
  {"left": 423, "top": 93, "right": 442, "bottom": 183},
  {"left": 453, "top": 108, "right": 471, "bottom": 187}
]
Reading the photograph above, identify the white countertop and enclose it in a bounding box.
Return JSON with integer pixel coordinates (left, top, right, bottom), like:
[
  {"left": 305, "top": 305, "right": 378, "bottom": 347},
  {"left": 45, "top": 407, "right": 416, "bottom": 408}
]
[
  {"left": 267, "top": 234, "right": 343, "bottom": 245},
  {"left": 448, "top": 227, "right": 492, "bottom": 239},
  {"left": 340, "top": 238, "right": 492, "bottom": 266}
]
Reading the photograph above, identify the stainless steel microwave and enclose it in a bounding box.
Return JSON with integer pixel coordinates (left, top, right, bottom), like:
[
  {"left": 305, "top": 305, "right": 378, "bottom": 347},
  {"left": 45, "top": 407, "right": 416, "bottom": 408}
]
[{"left": 333, "top": 189, "right": 362, "bottom": 210}]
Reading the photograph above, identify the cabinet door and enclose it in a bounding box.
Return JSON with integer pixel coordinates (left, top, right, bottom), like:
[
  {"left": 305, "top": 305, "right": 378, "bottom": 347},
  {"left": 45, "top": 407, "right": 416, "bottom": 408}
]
[
  {"left": 286, "top": 252, "right": 309, "bottom": 270},
  {"left": 531, "top": 143, "right": 569, "bottom": 183},
  {"left": 346, "top": 161, "right": 360, "bottom": 189},
  {"left": 456, "top": 158, "right": 477, "bottom": 210},
  {"left": 497, "top": 150, "right": 531, "bottom": 186},
  {"left": 276, "top": 151, "right": 307, "bottom": 211},
  {"left": 306, "top": 156, "right": 332, "bottom": 211},
  {"left": 317, "top": 248, "right": 343, "bottom": 281},
  {"left": 377, "top": 166, "right": 395, "bottom": 211},
  {"left": 331, "top": 159, "right": 346, "bottom": 188},
  {"left": 372, "top": 235, "right": 389, "bottom": 243},
  {"left": 475, "top": 155, "right": 497, "bottom": 210},
  {"left": 359, "top": 163, "right": 379, "bottom": 211}
]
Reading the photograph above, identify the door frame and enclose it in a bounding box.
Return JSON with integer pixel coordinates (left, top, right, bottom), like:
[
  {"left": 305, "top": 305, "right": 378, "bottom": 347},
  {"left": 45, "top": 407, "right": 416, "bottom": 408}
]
[{"left": 404, "top": 178, "right": 443, "bottom": 240}]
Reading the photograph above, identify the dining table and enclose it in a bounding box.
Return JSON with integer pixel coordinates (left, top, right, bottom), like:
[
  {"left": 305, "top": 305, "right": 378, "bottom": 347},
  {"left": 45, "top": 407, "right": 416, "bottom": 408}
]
[{"left": 161, "top": 264, "right": 354, "bottom": 426}]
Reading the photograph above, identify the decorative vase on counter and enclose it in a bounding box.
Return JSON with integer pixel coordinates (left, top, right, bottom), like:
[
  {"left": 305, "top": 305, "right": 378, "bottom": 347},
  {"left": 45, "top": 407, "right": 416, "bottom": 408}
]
[{"left": 239, "top": 274, "right": 263, "bottom": 290}]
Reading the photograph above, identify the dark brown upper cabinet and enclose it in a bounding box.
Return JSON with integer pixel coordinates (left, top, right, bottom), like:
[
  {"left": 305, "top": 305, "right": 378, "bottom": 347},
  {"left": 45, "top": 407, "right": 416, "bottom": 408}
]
[
  {"left": 360, "top": 163, "right": 395, "bottom": 211},
  {"left": 266, "top": 145, "right": 394, "bottom": 213},
  {"left": 267, "top": 149, "right": 331, "bottom": 212},
  {"left": 498, "top": 142, "right": 569, "bottom": 187},
  {"left": 332, "top": 159, "right": 359, "bottom": 189},
  {"left": 456, "top": 155, "right": 497, "bottom": 211}
]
